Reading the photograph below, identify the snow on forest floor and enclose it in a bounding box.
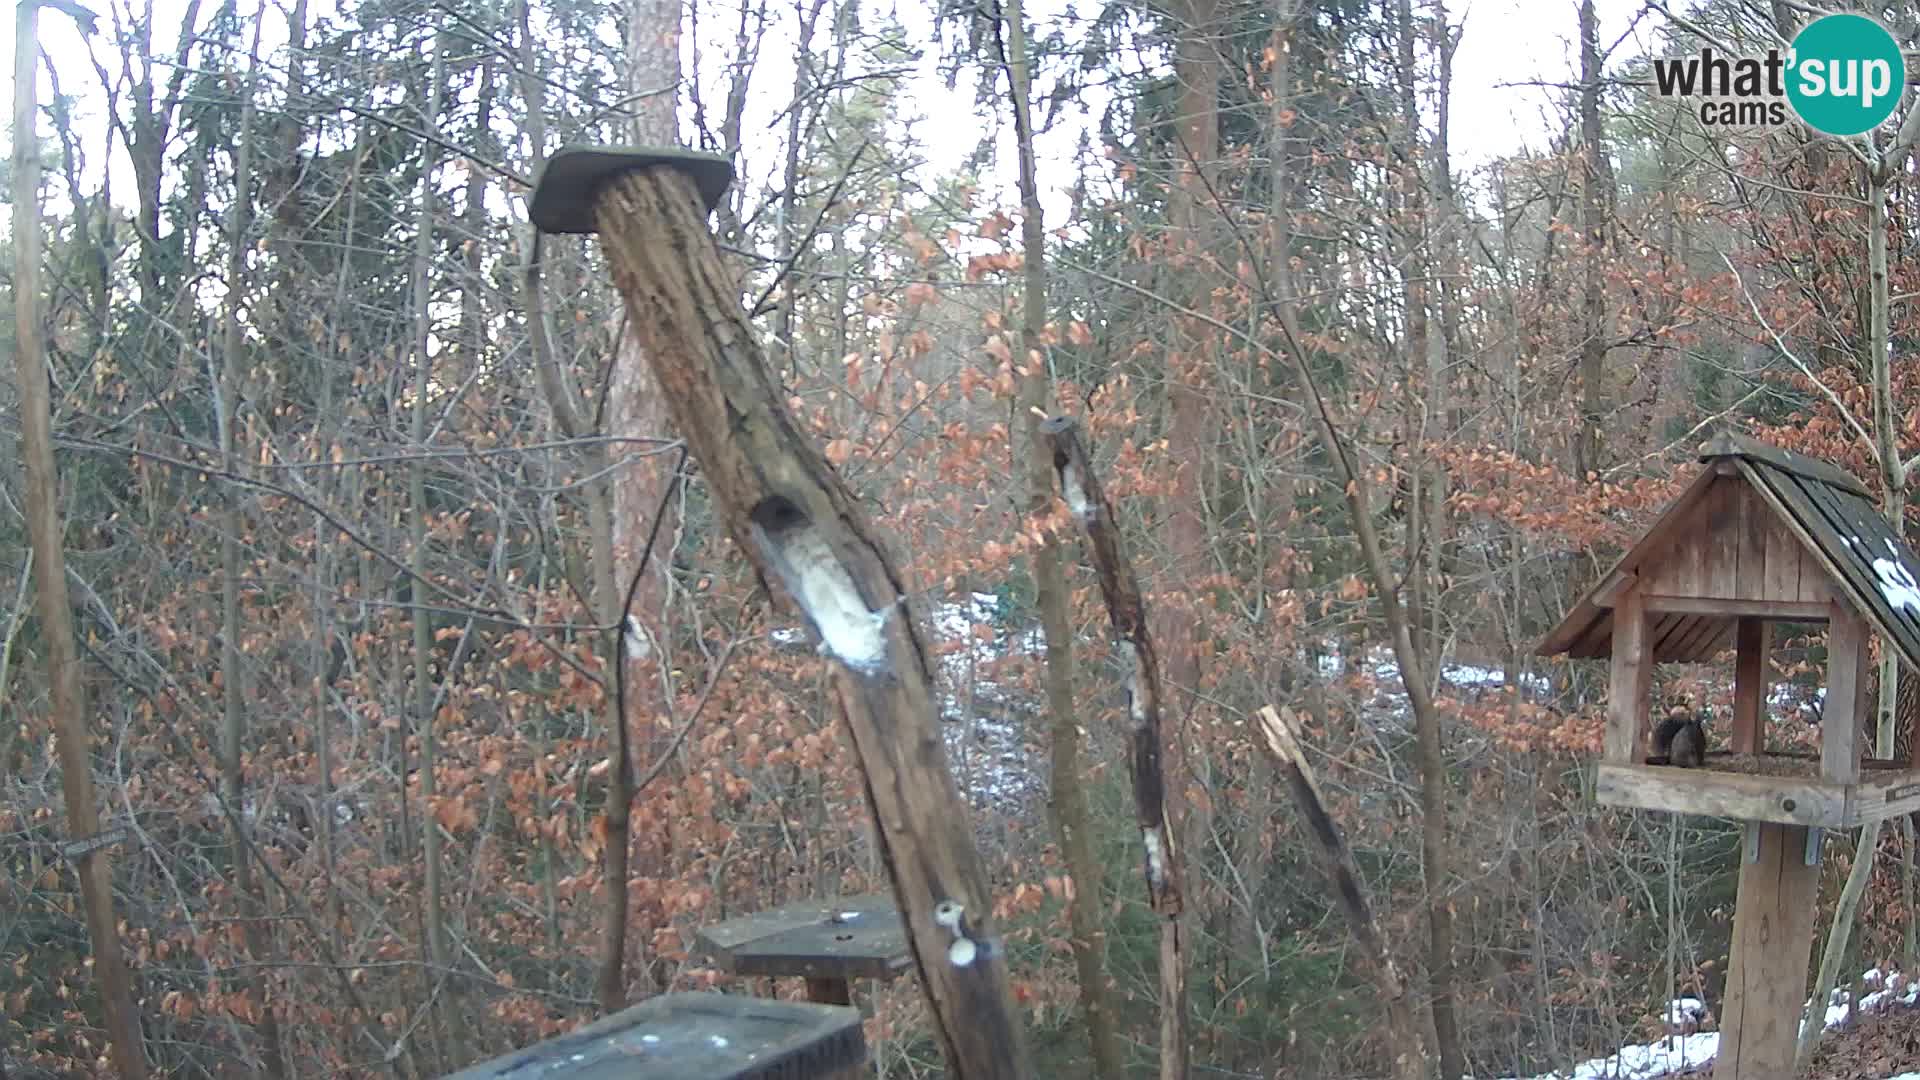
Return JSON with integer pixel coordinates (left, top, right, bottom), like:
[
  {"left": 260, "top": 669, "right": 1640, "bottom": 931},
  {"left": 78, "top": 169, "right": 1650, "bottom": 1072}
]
[{"left": 1493, "top": 971, "right": 1920, "bottom": 1079}]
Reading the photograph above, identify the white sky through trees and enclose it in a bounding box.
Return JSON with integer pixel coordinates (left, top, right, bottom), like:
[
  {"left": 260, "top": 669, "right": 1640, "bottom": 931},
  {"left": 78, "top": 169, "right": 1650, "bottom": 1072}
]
[{"left": 5, "top": 0, "right": 1647, "bottom": 246}]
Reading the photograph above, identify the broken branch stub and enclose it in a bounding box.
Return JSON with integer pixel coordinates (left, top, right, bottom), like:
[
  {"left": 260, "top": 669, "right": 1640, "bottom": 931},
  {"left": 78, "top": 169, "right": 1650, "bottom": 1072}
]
[
  {"left": 559, "top": 155, "right": 1031, "bottom": 1079},
  {"left": 1256, "top": 706, "right": 1425, "bottom": 1080}
]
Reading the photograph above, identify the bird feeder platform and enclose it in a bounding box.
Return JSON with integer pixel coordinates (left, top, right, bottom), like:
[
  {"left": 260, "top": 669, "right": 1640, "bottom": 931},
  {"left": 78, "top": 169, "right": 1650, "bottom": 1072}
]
[
  {"left": 695, "top": 893, "right": 911, "bottom": 1006},
  {"left": 1539, "top": 433, "right": 1920, "bottom": 824},
  {"left": 441, "top": 992, "right": 869, "bottom": 1080}
]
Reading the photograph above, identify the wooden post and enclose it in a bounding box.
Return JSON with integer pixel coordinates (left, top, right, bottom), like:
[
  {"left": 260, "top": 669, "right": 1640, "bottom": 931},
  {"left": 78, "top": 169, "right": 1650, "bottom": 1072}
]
[
  {"left": 1718, "top": 822, "right": 1821, "bottom": 1077},
  {"left": 1823, "top": 608, "right": 1870, "bottom": 785},
  {"left": 1605, "top": 586, "right": 1652, "bottom": 764},
  {"left": 806, "top": 978, "right": 854, "bottom": 1006},
  {"left": 1732, "top": 617, "right": 1767, "bottom": 754},
  {"left": 1720, "top": 609, "right": 1867, "bottom": 1075},
  {"left": 532, "top": 152, "right": 1031, "bottom": 1079}
]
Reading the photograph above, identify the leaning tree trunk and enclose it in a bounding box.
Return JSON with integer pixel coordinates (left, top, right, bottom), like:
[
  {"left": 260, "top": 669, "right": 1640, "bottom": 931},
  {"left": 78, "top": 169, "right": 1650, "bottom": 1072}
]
[{"left": 580, "top": 161, "right": 1034, "bottom": 1078}]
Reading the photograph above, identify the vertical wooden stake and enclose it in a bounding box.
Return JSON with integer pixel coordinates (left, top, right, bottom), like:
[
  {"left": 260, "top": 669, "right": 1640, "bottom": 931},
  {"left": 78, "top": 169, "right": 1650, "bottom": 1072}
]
[
  {"left": 1719, "top": 822, "right": 1820, "bottom": 1077},
  {"left": 1732, "top": 617, "right": 1767, "bottom": 754},
  {"left": 1605, "top": 587, "right": 1652, "bottom": 764},
  {"left": 1823, "top": 609, "right": 1869, "bottom": 785}
]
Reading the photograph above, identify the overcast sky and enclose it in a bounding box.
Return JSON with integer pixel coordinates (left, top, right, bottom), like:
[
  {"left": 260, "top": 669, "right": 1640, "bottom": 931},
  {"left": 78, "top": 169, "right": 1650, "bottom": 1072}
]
[{"left": 5, "top": 0, "right": 1654, "bottom": 231}]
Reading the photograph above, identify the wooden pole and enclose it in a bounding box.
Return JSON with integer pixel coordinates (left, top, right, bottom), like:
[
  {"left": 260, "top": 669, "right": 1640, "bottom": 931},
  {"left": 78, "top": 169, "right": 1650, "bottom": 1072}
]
[
  {"left": 1731, "top": 617, "right": 1767, "bottom": 754},
  {"left": 1718, "top": 822, "right": 1820, "bottom": 1077},
  {"left": 1604, "top": 586, "right": 1652, "bottom": 764},
  {"left": 11, "top": 2, "right": 148, "bottom": 1076},
  {"left": 569, "top": 160, "right": 1031, "bottom": 1079},
  {"left": 1723, "top": 607, "right": 1866, "bottom": 1076}
]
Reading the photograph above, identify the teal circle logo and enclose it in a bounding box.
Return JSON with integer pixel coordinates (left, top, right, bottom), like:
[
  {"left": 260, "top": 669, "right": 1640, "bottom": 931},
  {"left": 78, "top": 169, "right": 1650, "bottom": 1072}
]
[{"left": 1787, "top": 14, "right": 1905, "bottom": 137}]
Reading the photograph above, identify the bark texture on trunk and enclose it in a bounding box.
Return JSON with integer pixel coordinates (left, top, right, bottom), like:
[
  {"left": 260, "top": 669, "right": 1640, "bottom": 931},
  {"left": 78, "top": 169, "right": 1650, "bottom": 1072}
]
[
  {"left": 1043, "top": 417, "right": 1190, "bottom": 1080},
  {"left": 590, "top": 164, "right": 1034, "bottom": 1079},
  {"left": 999, "top": 0, "right": 1125, "bottom": 1073},
  {"left": 11, "top": 4, "right": 148, "bottom": 1075}
]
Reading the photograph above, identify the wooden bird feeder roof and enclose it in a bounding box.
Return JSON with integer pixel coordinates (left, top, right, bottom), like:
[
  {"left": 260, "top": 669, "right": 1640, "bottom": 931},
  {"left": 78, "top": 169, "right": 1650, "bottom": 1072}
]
[{"left": 1537, "top": 432, "right": 1920, "bottom": 672}]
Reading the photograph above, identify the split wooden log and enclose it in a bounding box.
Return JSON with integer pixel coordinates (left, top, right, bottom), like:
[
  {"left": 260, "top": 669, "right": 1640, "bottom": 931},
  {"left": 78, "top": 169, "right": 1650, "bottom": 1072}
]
[
  {"left": 1256, "top": 705, "right": 1427, "bottom": 1080},
  {"left": 1039, "top": 415, "right": 1190, "bottom": 1078},
  {"left": 554, "top": 155, "right": 1031, "bottom": 1078}
]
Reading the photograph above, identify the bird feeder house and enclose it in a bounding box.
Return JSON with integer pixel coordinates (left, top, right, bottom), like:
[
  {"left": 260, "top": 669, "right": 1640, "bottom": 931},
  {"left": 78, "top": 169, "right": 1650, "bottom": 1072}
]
[{"left": 1538, "top": 432, "right": 1920, "bottom": 1077}]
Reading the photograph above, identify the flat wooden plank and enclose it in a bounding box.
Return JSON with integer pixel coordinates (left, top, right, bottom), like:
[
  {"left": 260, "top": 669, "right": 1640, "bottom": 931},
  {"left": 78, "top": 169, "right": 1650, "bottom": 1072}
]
[
  {"left": 1718, "top": 822, "right": 1822, "bottom": 1079},
  {"left": 1593, "top": 763, "right": 1849, "bottom": 827},
  {"left": 696, "top": 894, "right": 909, "bottom": 982},
  {"left": 1569, "top": 607, "right": 1615, "bottom": 660},
  {"left": 1703, "top": 477, "right": 1741, "bottom": 599},
  {"left": 1605, "top": 589, "right": 1653, "bottom": 765},
  {"left": 1761, "top": 500, "right": 1804, "bottom": 604},
  {"left": 1735, "top": 482, "right": 1771, "bottom": 602},
  {"left": 444, "top": 992, "right": 868, "bottom": 1080},
  {"left": 1732, "top": 618, "right": 1767, "bottom": 754},
  {"left": 697, "top": 894, "right": 897, "bottom": 953},
  {"left": 1700, "top": 430, "right": 1873, "bottom": 497},
  {"left": 1641, "top": 596, "right": 1831, "bottom": 619},
  {"left": 1823, "top": 608, "right": 1870, "bottom": 785},
  {"left": 1669, "top": 613, "right": 1729, "bottom": 663},
  {"left": 1648, "top": 611, "right": 1698, "bottom": 660},
  {"left": 1852, "top": 767, "right": 1920, "bottom": 823}
]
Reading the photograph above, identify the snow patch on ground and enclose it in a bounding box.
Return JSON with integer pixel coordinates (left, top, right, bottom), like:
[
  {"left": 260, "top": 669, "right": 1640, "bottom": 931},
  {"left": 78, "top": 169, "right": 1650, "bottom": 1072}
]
[{"left": 1492, "top": 970, "right": 1920, "bottom": 1080}]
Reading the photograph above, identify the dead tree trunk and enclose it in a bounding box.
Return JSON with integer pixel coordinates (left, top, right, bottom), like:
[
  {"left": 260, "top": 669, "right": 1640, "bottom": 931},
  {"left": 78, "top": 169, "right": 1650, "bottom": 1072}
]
[
  {"left": 1257, "top": 706, "right": 1427, "bottom": 1080},
  {"left": 1041, "top": 416, "right": 1190, "bottom": 1079},
  {"left": 546, "top": 156, "right": 1033, "bottom": 1079}
]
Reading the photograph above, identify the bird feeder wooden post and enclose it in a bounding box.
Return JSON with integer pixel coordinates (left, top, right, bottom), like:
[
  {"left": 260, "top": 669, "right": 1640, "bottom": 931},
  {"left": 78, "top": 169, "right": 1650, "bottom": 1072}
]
[
  {"left": 528, "top": 147, "right": 1031, "bottom": 1079},
  {"left": 1538, "top": 433, "right": 1920, "bottom": 1078}
]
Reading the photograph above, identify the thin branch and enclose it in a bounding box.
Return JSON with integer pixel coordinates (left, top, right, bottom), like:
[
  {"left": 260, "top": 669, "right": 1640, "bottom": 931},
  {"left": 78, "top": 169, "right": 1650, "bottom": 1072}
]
[{"left": 1721, "top": 252, "right": 1879, "bottom": 457}]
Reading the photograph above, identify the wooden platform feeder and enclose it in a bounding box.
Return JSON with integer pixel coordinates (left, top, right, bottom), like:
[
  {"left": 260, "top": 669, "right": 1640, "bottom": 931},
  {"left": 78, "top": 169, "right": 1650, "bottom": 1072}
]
[
  {"left": 442, "top": 992, "right": 868, "bottom": 1079},
  {"left": 695, "top": 893, "right": 911, "bottom": 1006},
  {"left": 1538, "top": 432, "right": 1920, "bottom": 1077}
]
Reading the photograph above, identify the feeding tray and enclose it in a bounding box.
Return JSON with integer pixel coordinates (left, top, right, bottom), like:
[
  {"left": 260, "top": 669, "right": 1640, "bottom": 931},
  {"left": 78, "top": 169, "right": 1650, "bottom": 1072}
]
[
  {"left": 440, "top": 992, "right": 867, "bottom": 1080},
  {"left": 1597, "top": 753, "right": 1920, "bottom": 827},
  {"left": 695, "top": 893, "right": 911, "bottom": 985}
]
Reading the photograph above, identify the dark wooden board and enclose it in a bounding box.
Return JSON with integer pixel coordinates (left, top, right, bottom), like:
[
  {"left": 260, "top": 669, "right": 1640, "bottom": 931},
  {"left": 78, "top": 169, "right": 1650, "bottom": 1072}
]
[
  {"left": 697, "top": 894, "right": 910, "bottom": 982},
  {"left": 442, "top": 992, "right": 866, "bottom": 1080}
]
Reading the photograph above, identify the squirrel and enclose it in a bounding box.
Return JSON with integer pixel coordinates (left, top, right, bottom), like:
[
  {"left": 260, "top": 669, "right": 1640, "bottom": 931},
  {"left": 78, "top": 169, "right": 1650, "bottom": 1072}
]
[{"left": 1651, "top": 701, "right": 1708, "bottom": 768}]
